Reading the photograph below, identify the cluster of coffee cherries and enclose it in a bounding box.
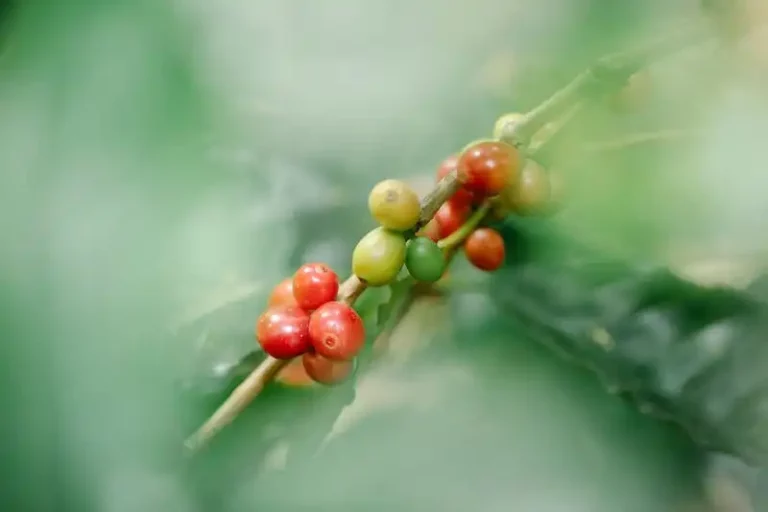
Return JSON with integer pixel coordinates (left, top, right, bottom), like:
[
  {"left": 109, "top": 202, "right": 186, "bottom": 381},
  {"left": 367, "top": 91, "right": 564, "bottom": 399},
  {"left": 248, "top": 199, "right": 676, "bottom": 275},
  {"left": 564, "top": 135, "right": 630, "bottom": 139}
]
[
  {"left": 261, "top": 115, "right": 560, "bottom": 387},
  {"left": 424, "top": 132, "right": 559, "bottom": 272},
  {"left": 258, "top": 264, "right": 361, "bottom": 386},
  {"left": 354, "top": 136, "right": 532, "bottom": 284}
]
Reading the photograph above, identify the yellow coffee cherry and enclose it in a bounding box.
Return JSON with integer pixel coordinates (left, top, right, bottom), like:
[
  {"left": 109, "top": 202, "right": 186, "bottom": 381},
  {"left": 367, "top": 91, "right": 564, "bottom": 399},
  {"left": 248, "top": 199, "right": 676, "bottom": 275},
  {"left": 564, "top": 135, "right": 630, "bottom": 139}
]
[
  {"left": 367, "top": 179, "right": 421, "bottom": 231},
  {"left": 493, "top": 112, "right": 525, "bottom": 140},
  {"left": 352, "top": 227, "right": 406, "bottom": 286}
]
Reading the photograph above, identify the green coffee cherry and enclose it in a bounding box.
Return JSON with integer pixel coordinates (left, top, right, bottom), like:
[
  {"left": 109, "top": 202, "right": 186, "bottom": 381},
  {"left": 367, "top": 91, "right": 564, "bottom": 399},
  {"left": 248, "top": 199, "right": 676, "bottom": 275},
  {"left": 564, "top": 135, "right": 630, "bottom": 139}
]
[
  {"left": 405, "top": 237, "right": 445, "bottom": 283},
  {"left": 352, "top": 227, "right": 406, "bottom": 286}
]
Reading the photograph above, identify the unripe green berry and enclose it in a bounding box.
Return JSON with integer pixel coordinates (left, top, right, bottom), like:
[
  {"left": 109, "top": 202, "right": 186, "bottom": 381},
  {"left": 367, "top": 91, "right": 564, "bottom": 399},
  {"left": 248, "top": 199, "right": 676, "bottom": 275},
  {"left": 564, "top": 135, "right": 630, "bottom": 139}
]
[
  {"left": 367, "top": 179, "right": 421, "bottom": 231},
  {"left": 352, "top": 227, "right": 406, "bottom": 286},
  {"left": 405, "top": 237, "right": 445, "bottom": 283}
]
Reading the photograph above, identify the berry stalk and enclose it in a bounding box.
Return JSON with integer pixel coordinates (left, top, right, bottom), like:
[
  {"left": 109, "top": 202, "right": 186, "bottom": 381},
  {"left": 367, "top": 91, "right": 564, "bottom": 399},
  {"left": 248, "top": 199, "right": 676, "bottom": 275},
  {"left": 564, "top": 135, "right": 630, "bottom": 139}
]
[
  {"left": 498, "top": 23, "right": 711, "bottom": 148},
  {"left": 581, "top": 129, "right": 695, "bottom": 154},
  {"left": 183, "top": 16, "right": 743, "bottom": 454},
  {"left": 184, "top": 170, "right": 463, "bottom": 453},
  {"left": 184, "top": 355, "right": 288, "bottom": 452},
  {"left": 437, "top": 203, "right": 492, "bottom": 251},
  {"left": 414, "top": 168, "right": 462, "bottom": 232},
  {"left": 339, "top": 168, "right": 462, "bottom": 302}
]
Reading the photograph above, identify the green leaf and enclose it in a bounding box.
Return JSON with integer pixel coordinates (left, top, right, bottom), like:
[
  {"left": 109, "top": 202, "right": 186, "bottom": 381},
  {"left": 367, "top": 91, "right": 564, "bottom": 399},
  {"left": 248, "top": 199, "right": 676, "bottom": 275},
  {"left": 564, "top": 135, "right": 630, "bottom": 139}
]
[
  {"left": 181, "top": 276, "right": 421, "bottom": 496},
  {"left": 491, "top": 216, "right": 768, "bottom": 466},
  {"left": 374, "top": 276, "right": 415, "bottom": 331},
  {"left": 353, "top": 285, "right": 392, "bottom": 335}
]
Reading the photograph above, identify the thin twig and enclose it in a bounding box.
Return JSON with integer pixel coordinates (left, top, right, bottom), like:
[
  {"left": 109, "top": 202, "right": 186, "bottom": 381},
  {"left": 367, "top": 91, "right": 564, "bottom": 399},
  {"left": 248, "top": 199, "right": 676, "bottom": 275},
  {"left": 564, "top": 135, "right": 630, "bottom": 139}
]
[
  {"left": 184, "top": 169, "right": 462, "bottom": 453},
  {"left": 415, "top": 168, "right": 462, "bottom": 231},
  {"left": 527, "top": 103, "right": 584, "bottom": 157},
  {"left": 581, "top": 129, "right": 696, "bottom": 153},
  {"left": 183, "top": 20, "right": 725, "bottom": 455},
  {"left": 338, "top": 275, "right": 367, "bottom": 306},
  {"left": 437, "top": 203, "right": 492, "bottom": 250},
  {"left": 184, "top": 355, "right": 288, "bottom": 452},
  {"left": 500, "top": 23, "right": 710, "bottom": 148}
]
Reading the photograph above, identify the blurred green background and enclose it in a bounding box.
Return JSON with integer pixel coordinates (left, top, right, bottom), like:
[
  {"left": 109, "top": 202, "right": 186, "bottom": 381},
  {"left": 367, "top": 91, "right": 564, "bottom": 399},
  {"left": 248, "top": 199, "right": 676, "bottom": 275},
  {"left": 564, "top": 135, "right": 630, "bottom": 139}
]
[{"left": 2, "top": 0, "right": 768, "bottom": 510}]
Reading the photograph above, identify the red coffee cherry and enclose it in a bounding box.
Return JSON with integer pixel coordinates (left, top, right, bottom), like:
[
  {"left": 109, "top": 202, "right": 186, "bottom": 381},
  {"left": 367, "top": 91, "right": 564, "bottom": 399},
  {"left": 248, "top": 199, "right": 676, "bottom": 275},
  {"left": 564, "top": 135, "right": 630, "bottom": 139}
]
[
  {"left": 436, "top": 154, "right": 475, "bottom": 207},
  {"left": 308, "top": 301, "right": 366, "bottom": 360},
  {"left": 457, "top": 140, "right": 520, "bottom": 197},
  {"left": 256, "top": 305, "right": 312, "bottom": 359},
  {"left": 302, "top": 352, "right": 354, "bottom": 386},
  {"left": 268, "top": 278, "right": 298, "bottom": 308},
  {"left": 275, "top": 358, "right": 316, "bottom": 388},
  {"left": 434, "top": 199, "right": 470, "bottom": 239},
  {"left": 420, "top": 219, "right": 442, "bottom": 242},
  {"left": 464, "top": 228, "right": 506, "bottom": 271},
  {"left": 292, "top": 263, "right": 339, "bottom": 311}
]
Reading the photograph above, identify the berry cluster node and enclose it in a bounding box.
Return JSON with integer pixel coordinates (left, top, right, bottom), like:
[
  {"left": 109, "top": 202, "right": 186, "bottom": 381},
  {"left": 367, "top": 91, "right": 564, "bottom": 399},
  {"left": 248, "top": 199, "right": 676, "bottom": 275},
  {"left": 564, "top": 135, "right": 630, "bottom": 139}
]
[
  {"left": 260, "top": 265, "right": 361, "bottom": 386},
  {"left": 262, "top": 125, "right": 561, "bottom": 387}
]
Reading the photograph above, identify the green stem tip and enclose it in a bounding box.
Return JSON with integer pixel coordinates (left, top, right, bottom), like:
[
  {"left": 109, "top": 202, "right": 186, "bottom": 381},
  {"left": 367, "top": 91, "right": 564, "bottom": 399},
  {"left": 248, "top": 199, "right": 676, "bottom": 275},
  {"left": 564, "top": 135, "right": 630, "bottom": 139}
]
[{"left": 437, "top": 203, "right": 491, "bottom": 251}]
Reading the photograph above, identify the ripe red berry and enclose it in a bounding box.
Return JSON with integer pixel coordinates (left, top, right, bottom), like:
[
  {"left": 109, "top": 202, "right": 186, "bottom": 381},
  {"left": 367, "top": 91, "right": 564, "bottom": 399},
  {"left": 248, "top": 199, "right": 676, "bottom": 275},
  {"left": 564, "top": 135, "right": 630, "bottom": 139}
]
[
  {"left": 256, "top": 305, "right": 312, "bottom": 359},
  {"left": 276, "top": 358, "right": 315, "bottom": 388},
  {"left": 292, "top": 263, "right": 339, "bottom": 310},
  {"left": 464, "top": 227, "right": 505, "bottom": 271},
  {"left": 434, "top": 199, "right": 470, "bottom": 238},
  {"left": 268, "top": 278, "right": 298, "bottom": 307},
  {"left": 308, "top": 301, "right": 366, "bottom": 360},
  {"left": 436, "top": 154, "right": 474, "bottom": 207},
  {"left": 420, "top": 219, "right": 441, "bottom": 242},
  {"left": 302, "top": 352, "right": 354, "bottom": 386},
  {"left": 457, "top": 140, "right": 520, "bottom": 197}
]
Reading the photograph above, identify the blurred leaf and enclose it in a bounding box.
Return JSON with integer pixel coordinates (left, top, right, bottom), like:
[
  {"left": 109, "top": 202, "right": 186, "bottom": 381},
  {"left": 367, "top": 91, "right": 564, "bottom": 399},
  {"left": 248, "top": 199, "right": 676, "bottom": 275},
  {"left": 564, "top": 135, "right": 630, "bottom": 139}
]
[
  {"left": 7, "top": 0, "right": 768, "bottom": 511},
  {"left": 371, "top": 276, "right": 415, "bottom": 332},
  {"left": 178, "top": 272, "right": 419, "bottom": 505},
  {"left": 490, "top": 216, "right": 768, "bottom": 466}
]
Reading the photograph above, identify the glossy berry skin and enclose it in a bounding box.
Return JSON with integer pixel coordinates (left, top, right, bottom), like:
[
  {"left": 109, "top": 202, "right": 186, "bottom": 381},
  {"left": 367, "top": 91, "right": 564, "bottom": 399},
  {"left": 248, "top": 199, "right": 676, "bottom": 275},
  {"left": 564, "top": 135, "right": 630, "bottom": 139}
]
[
  {"left": 292, "top": 263, "right": 339, "bottom": 311},
  {"left": 419, "top": 219, "right": 441, "bottom": 242},
  {"left": 436, "top": 155, "right": 474, "bottom": 207},
  {"left": 368, "top": 179, "right": 421, "bottom": 231},
  {"left": 457, "top": 140, "right": 520, "bottom": 197},
  {"left": 464, "top": 228, "right": 505, "bottom": 271},
  {"left": 256, "top": 305, "right": 312, "bottom": 359},
  {"left": 275, "top": 358, "right": 315, "bottom": 388},
  {"left": 352, "top": 227, "right": 406, "bottom": 286},
  {"left": 434, "top": 200, "right": 469, "bottom": 239},
  {"left": 268, "top": 278, "right": 298, "bottom": 308},
  {"left": 405, "top": 237, "right": 445, "bottom": 283},
  {"left": 308, "top": 301, "right": 366, "bottom": 360},
  {"left": 302, "top": 352, "right": 354, "bottom": 386}
]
